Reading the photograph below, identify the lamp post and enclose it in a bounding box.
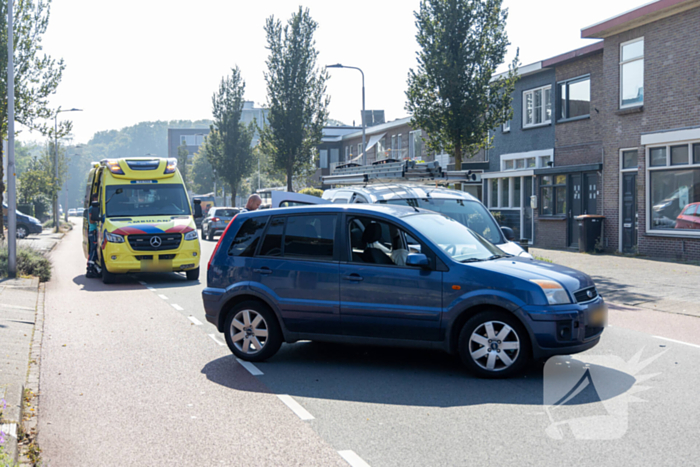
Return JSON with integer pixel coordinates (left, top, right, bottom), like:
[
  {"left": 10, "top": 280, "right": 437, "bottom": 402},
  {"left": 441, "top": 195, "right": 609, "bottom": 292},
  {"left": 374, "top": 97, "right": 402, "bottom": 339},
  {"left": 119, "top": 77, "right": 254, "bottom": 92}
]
[
  {"left": 54, "top": 108, "right": 82, "bottom": 232},
  {"left": 326, "top": 64, "right": 366, "bottom": 165}
]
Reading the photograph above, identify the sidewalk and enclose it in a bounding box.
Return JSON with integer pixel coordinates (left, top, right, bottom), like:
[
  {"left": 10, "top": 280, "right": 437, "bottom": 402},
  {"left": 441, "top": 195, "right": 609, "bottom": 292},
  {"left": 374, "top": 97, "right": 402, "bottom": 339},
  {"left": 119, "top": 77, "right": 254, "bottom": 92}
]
[
  {"left": 0, "top": 277, "right": 41, "bottom": 464},
  {"left": 18, "top": 230, "right": 64, "bottom": 253},
  {"left": 530, "top": 248, "right": 700, "bottom": 317}
]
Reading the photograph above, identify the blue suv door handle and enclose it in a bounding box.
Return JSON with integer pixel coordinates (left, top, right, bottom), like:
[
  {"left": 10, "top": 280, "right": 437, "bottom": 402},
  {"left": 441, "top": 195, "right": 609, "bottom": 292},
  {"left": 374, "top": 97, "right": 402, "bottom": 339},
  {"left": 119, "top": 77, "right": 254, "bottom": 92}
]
[
  {"left": 342, "top": 274, "right": 364, "bottom": 282},
  {"left": 254, "top": 267, "right": 272, "bottom": 275}
]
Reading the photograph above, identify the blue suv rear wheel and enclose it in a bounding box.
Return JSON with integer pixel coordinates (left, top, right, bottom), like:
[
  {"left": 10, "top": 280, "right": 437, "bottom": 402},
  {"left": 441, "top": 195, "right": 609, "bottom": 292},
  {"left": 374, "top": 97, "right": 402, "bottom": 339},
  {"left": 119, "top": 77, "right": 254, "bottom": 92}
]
[{"left": 224, "top": 300, "right": 282, "bottom": 362}]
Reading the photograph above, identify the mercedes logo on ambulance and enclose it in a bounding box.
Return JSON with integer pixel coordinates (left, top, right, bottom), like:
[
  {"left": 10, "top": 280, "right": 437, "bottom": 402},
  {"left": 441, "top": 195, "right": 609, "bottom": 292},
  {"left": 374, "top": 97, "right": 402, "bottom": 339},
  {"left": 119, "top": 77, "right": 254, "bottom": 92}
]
[{"left": 150, "top": 236, "right": 162, "bottom": 248}]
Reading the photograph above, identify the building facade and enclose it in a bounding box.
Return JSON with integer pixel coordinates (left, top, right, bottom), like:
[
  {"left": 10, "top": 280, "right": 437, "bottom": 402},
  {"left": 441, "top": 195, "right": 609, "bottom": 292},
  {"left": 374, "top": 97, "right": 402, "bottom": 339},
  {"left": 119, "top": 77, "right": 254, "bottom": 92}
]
[{"left": 583, "top": 0, "right": 700, "bottom": 260}]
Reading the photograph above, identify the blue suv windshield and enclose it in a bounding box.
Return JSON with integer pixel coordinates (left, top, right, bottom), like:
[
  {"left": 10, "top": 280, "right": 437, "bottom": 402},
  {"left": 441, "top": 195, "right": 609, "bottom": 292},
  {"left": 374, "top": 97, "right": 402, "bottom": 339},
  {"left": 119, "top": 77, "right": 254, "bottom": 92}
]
[
  {"left": 382, "top": 198, "right": 503, "bottom": 244},
  {"left": 403, "top": 213, "right": 506, "bottom": 262}
]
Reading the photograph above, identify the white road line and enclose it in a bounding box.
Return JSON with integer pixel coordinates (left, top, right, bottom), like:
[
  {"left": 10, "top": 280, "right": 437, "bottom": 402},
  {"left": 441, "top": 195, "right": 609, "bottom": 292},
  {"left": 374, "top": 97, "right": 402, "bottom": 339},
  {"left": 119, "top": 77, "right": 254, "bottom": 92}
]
[
  {"left": 138, "top": 281, "right": 147, "bottom": 285},
  {"left": 236, "top": 358, "right": 263, "bottom": 376},
  {"left": 188, "top": 316, "right": 203, "bottom": 325},
  {"left": 147, "top": 287, "right": 157, "bottom": 292},
  {"left": 277, "top": 395, "right": 314, "bottom": 421},
  {"left": 338, "top": 450, "right": 370, "bottom": 467},
  {"left": 653, "top": 336, "right": 700, "bottom": 349},
  {"left": 208, "top": 334, "right": 225, "bottom": 346},
  {"left": 171, "top": 304, "right": 184, "bottom": 311},
  {"left": 158, "top": 294, "right": 168, "bottom": 300}
]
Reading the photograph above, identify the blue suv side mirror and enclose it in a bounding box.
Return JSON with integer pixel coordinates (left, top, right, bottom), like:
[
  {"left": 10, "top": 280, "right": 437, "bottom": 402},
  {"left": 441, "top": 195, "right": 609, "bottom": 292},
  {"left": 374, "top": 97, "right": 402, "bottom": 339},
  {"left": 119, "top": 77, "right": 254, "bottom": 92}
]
[{"left": 406, "top": 253, "right": 430, "bottom": 268}]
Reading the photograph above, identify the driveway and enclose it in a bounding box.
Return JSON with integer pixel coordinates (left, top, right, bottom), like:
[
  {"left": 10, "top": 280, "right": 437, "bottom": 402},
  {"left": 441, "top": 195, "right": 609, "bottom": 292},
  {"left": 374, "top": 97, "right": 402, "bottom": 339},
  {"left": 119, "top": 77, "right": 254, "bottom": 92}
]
[{"left": 530, "top": 248, "right": 700, "bottom": 317}]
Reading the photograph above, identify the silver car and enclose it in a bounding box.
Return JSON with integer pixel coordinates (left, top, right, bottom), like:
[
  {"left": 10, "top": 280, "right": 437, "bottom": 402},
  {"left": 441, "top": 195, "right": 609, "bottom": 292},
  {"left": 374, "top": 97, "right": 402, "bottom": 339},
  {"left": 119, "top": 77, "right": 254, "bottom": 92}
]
[{"left": 201, "top": 207, "right": 241, "bottom": 241}]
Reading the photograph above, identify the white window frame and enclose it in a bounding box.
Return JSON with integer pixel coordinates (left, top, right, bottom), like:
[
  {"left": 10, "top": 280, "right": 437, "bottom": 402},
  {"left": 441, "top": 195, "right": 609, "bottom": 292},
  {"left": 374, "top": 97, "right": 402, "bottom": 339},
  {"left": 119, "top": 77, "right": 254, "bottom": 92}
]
[
  {"left": 503, "top": 120, "right": 510, "bottom": 133},
  {"left": 500, "top": 149, "right": 554, "bottom": 171},
  {"left": 619, "top": 37, "right": 644, "bottom": 109},
  {"left": 397, "top": 133, "right": 402, "bottom": 158},
  {"left": 345, "top": 146, "right": 349, "bottom": 161},
  {"left": 619, "top": 148, "right": 639, "bottom": 251},
  {"left": 522, "top": 85, "right": 552, "bottom": 129},
  {"left": 645, "top": 140, "right": 700, "bottom": 238},
  {"left": 391, "top": 135, "right": 396, "bottom": 157}
]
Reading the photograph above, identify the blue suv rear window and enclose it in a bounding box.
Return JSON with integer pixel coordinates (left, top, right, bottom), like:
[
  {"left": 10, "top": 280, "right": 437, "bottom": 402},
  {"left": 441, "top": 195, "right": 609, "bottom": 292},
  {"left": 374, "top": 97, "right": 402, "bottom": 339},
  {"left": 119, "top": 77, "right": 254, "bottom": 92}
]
[
  {"left": 258, "top": 215, "right": 336, "bottom": 260},
  {"left": 229, "top": 217, "right": 269, "bottom": 257}
]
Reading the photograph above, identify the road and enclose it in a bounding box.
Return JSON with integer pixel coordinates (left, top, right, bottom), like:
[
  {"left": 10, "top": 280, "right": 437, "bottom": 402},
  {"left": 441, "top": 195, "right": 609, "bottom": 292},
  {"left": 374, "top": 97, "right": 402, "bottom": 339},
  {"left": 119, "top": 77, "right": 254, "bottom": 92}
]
[{"left": 38, "top": 222, "right": 700, "bottom": 466}]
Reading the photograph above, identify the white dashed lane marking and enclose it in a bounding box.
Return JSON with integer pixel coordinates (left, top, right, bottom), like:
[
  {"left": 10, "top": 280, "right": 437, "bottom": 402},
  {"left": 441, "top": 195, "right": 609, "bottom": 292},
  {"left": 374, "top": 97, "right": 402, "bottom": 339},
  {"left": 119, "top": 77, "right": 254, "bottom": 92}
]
[
  {"left": 338, "top": 450, "right": 371, "bottom": 467},
  {"left": 208, "top": 334, "right": 225, "bottom": 346},
  {"left": 653, "top": 336, "right": 700, "bottom": 349},
  {"left": 236, "top": 358, "right": 263, "bottom": 376},
  {"left": 158, "top": 294, "right": 168, "bottom": 300},
  {"left": 188, "top": 316, "right": 203, "bottom": 326},
  {"left": 171, "top": 304, "right": 184, "bottom": 311},
  {"left": 147, "top": 287, "right": 157, "bottom": 292},
  {"left": 138, "top": 281, "right": 147, "bottom": 286},
  {"left": 277, "top": 395, "right": 314, "bottom": 421}
]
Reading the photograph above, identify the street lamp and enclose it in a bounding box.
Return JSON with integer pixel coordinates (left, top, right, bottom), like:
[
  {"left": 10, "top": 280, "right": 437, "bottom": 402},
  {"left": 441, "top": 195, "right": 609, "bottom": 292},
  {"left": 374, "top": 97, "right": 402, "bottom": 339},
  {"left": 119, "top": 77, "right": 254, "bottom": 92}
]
[
  {"left": 326, "top": 64, "right": 366, "bottom": 165},
  {"left": 54, "top": 108, "right": 82, "bottom": 232}
]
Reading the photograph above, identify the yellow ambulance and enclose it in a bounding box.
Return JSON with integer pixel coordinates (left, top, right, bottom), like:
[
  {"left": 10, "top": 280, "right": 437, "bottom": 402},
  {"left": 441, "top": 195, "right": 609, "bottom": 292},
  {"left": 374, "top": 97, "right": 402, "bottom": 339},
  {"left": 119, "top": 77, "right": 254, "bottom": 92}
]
[{"left": 83, "top": 157, "right": 201, "bottom": 284}]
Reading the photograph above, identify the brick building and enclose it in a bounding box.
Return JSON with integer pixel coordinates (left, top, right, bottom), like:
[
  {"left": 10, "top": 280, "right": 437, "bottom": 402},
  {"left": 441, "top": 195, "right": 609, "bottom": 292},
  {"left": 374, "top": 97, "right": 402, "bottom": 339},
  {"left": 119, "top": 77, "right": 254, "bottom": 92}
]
[{"left": 582, "top": 0, "right": 700, "bottom": 260}]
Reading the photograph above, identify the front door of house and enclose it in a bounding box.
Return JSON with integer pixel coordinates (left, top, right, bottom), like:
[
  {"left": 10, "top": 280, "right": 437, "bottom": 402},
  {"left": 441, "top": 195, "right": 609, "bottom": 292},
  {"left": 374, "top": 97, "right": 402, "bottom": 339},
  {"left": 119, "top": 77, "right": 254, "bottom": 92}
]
[
  {"left": 569, "top": 174, "right": 583, "bottom": 247},
  {"left": 622, "top": 173, "right": 638, "bottom": 253}
]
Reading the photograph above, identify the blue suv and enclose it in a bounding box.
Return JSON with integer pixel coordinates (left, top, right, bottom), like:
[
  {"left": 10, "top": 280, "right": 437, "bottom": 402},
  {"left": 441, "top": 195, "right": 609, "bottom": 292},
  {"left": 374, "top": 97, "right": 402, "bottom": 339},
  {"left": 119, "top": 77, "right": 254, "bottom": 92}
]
[{"left": 203, "top": 204, "right": 606, "bottom": 378}]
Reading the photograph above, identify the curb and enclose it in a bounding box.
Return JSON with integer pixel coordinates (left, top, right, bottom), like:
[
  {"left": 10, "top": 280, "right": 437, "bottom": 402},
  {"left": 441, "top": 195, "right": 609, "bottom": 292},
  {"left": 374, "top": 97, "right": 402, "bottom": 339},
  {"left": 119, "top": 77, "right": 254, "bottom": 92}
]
[
  {"left": 16, "top": 282, "right": 46, "bottom": 465},
  {"left": 1, "top": 383, "right": 24, "bottom": 465}
]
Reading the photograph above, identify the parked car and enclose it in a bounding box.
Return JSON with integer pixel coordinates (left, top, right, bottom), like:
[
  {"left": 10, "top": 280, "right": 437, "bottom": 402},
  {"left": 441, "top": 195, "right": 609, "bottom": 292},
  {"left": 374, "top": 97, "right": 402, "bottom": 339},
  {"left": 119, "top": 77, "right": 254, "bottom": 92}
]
[
  {"left": 2, "top": 204, "right": 43, "bottom": 239},
  {"left": 272, "top": 185, "right": 532, "bottom": 258},
  {"left": 675, "top": 202, "right": 700, "bottom": 229},
  {"left": 202, "top": 204, "right": 606, "bottom": 378},
  {"left": 201, "top": 207, "right": 241, "bottom": 241},
  {"left": 68, "top": 208, "right": 78, "bottom": 217}
]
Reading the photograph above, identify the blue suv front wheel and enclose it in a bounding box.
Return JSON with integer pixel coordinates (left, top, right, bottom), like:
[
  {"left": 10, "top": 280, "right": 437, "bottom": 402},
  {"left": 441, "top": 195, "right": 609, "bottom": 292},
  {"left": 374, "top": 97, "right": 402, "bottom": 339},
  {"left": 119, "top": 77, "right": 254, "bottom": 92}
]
[{"left": 458, "top": 310, "right": 531, "bottom": 378}]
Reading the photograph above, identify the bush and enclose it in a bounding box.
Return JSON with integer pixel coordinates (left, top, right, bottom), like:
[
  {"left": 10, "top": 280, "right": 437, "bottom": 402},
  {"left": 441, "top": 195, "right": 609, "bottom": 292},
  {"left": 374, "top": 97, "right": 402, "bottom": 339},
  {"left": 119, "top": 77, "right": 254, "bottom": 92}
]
[
  {"left": 42, "top": 220, "right": 73, "bottom": 232},
  {"left": 298, "top": 187, "right": 324, "bottom": 198},
  {"left": 0, "top": 244, "right": 52, "bottom": 282}
]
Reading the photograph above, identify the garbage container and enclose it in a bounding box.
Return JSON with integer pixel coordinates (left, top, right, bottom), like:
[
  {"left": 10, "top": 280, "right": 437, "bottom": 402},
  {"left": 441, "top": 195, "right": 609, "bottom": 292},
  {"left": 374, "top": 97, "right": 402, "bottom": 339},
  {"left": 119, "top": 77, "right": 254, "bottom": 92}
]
[{"left": 574, "top": 215, "right": 605, "bottom": 252}]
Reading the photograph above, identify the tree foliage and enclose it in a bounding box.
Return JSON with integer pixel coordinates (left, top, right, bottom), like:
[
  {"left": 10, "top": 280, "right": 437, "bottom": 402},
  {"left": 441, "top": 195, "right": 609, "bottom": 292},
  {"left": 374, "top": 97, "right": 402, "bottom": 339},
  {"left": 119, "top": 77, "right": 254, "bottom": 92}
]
[
  {"left": 189, "top": 149, "right": 214, "bottom": 195},
  {"left": 0, "top": 0, "right": 68, "bottom": 233},
  {"left": 177, "top": 141, "right": 189, "bottom": 185},
  {"left": 260, "top": 7, "right": 329, "bottom": 192},
  {"left": 204, "top": 67, "right": 255, "bottom": 204},
  {"left": 406, "top": 0, "right": 518, "bottom": 177}
]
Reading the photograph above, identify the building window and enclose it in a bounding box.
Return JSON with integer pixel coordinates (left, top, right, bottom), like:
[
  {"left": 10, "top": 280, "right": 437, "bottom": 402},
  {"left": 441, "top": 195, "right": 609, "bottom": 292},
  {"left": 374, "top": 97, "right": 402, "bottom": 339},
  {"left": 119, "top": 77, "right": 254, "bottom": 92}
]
[
  {"left": 648, "top": 142, "right": 700, "bottom": 233},
  {"left": 358, "top": 144, "right": 362, "bottom": 158},
  {"left": 622, "top": 149, "right": 638, "bottom": 169},
  {"left": 320, "top": 149, "right": 328, "bottom": 169},
  {"left": 345, "top": 146, "right": 350, "bottom": 161},
  {"left": 540, "top": 175, "right": 567, "bottom": 216},
  {"left": 558, "top": 76, "right": 590, "bottom": 120},
  {"left": 523, "top": 85, "right": 552, "bottom": 128},
  {"left": 490, "top": 179, "right": 498, "bottom": 208},
  {"left": 397, "top": 134, "right": 402, "bottom": 158},
  {"left": 513, "top": 178, "right": 521, "bottom": 208},
  {"left": 391, "top": 135, "right": 396, "bottom": 158},
  {"left": 503, "top": 120, "right": 510, "bottom": 133},
  {"left": 180, "top": 134, "right": 206, "bottom": 146},
  {"left": 502, "top": 179, "right": 510, "bottom": 207},
  {"left": 620, "top": 38, "right": 644, "bottom": 108}
]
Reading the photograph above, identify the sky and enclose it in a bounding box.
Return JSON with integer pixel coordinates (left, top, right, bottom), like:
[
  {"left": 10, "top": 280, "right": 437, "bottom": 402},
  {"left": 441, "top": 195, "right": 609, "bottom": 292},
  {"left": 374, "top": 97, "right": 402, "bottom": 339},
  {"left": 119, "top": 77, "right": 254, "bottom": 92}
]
[{"left": 28, "top": 0, "right": 648, "bottom": 145}]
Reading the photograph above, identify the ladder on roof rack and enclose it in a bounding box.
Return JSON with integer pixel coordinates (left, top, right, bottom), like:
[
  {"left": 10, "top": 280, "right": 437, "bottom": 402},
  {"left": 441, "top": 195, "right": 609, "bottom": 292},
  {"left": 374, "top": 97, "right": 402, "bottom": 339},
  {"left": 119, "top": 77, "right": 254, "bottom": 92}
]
[{"left": 322, "top": 160, "right": 478, "bottom": 186}]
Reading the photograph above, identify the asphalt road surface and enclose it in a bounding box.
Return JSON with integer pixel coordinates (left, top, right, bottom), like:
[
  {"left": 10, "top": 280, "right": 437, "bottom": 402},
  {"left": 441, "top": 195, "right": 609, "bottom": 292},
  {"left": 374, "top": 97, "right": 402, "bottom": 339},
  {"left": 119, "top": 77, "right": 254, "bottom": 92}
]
[{"left": 39, "top": 225, "right": 700, "bottom": 466}]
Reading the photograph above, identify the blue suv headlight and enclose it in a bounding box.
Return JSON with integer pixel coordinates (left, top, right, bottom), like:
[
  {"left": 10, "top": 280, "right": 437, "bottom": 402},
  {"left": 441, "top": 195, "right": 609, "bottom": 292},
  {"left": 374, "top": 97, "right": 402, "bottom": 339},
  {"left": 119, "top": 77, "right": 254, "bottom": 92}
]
[
  {"left": 184, "top": 230, "right": 198, "bottom": 241},
  {"left": 530, "top": 279, "right": 572, "bottom": 305}
]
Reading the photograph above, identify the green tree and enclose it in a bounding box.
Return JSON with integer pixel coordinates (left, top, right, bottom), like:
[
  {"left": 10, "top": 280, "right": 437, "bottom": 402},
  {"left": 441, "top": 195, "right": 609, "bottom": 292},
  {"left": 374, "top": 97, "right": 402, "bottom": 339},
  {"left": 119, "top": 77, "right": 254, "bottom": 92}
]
[
  {"left": 177, "top": 141, "right": 189, "bottom": 186},
  {"left": 205, "top": 67, "right": 255, "bottom": 204},
  {"left": 260, "top": 7, "right": 329, "bottom": 192},
  {"left": 0, "top": 0, "right": 69, "bottom": 233},
  {"left": 189, "top": 148, "right": 214, "bottom": 194},
  {"left": 18, "top": 158, "right": 50, "bottom": 204},
  {"left": 406, "top": 0, "right": 518, "bottom": 186}
]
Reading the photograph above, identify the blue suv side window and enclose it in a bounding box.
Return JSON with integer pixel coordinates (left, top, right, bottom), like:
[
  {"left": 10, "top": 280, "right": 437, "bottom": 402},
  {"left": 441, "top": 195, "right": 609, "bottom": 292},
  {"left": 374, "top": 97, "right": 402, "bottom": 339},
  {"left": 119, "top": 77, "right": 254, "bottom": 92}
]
[
  {"left": 257, "top": 215, "right": 337, "bottom": 261},
  {"left": 228, "top": 217, "right": 269, "bottom": 257},
  {"left": 259, "top": 217, "right": 285, "bottom": 257}
]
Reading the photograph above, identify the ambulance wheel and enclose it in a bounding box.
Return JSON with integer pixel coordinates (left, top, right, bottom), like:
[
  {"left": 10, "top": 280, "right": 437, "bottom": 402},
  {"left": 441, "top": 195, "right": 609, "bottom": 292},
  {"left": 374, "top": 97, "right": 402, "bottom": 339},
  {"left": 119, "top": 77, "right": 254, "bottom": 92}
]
[
  {"left": 101, "top": 257, "right": 117, "bottom": 284},
  {"left": 186, "top": 267, "right": 200, "bottom": 281}
]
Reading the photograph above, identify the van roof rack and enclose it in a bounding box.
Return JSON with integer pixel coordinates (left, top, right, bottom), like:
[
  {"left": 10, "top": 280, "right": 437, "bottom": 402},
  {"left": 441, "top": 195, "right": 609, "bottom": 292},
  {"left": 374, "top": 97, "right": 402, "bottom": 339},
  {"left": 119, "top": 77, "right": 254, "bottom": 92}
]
[{"left": 322, "top": 160, "right": 478, "bottom": 186}]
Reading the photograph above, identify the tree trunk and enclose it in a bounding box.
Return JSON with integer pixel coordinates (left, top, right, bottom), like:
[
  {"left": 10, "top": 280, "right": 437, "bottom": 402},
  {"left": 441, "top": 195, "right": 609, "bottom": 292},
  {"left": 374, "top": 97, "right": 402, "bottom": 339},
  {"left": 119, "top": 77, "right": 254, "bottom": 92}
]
[
  {"left": 454, "top": 142, "right": 462, "bottom": 191},
  {"left": 0, "top": 143, "right": 5, "bottom": 238},
  {"left": 230, "top": 183, "right": 237, "bottom": 208},
  {"left": 286, "top": 153, "right": 294, "bottom": 192}
]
